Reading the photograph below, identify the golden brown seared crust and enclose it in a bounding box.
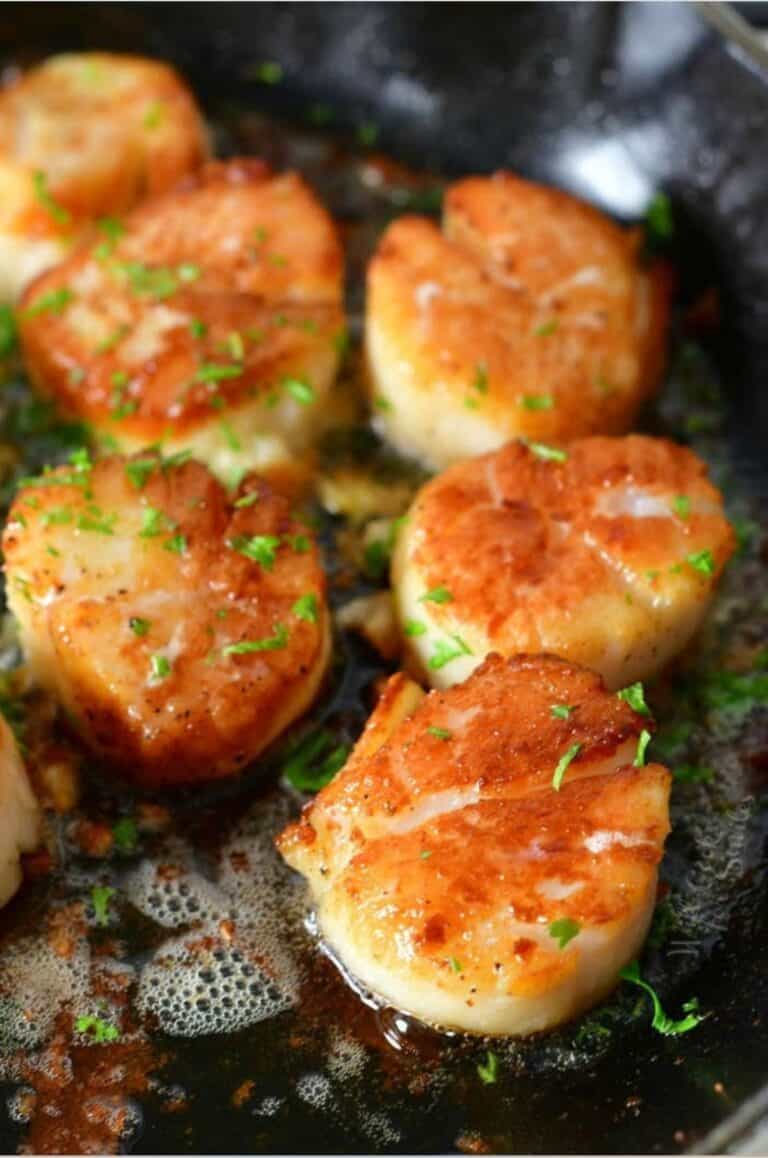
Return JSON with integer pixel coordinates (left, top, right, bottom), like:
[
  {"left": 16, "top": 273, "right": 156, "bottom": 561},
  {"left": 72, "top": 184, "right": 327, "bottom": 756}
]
[
  {"left": 17, "top": 160, "right": 345, "bottom": 473},
  {"left": 3, "top": 452, "right": 331, "bottom": 787},
  {"left": 365, "top": 171, "right": 671, "bottom": 468},
  {"left": 393, "top": 435, "right": 736, "bottom": 690},
  {"left": 277, "top": 654, "right": 671, "bottom": 1035},
  {"left": 0, "top": 712, "right": 41, "bottom": 908},
  {"left": 0, "top": 52, "right": 208, "bottom": 227}
]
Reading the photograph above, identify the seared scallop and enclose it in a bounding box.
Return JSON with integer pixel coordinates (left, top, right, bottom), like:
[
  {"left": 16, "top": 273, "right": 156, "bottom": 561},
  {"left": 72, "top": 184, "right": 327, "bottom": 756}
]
[
  {"left": 366, "top": 172, "right": 671, "bottom": 468},
  {"left": 393, "top": 435, "right": 735, "bottom": 691},
  {"left": 278, "top": 653, "right": 671, "bottom": 1036},
  {"left": 3, "top": 451, "right": 330, "bottom": 787},
  {"left": 17, "top": 158, "right": 345, "bottom": 481},
  {"left": 0, "top": 52, "right": 208, "bottom": 301},
  {"left": 0, "top": 713, "right": 41, "bottom": 908}
]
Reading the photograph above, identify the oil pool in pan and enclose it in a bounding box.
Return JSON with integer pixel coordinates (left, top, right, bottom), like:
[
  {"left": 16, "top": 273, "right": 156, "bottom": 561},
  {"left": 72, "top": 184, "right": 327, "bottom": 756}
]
[{"left": 0, "top": 93, "right": 766, "bottom": 1156}]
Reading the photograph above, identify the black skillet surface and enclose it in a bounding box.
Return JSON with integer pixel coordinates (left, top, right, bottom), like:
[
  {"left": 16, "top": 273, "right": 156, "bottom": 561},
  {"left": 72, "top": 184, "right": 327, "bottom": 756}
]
[{"left": 0, "top": 3, "right": 767, "bottom": 1154}]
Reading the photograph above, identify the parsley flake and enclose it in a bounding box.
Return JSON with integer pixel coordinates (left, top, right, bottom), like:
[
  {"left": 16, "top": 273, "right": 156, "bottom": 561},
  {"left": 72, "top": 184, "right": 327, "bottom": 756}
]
[
  {"left": 552, "top": 742, "right": 582, "bottom": 791},
  {"left": 284, "top": 377, "right": 316, "bottom": 405},
  {"left": 74, "top": 1015, "right": 120, "bottom": 1044},
  {"left": 223, "top": 624, "right": 289, "bottom": 655},
  {"left": 150, "top": 654, "right": 171, "bottom": 680},
  {"left": 404, "top": 619, "right": 427, "bottom": 637},
  {"left": 428, "top": 634, "right": 473, "bottom": 670},
  {"left": 634, "top": 729, "right": 652, "bottom": 766},
  {"left": 91, "top": 885, "right": 116, "bottom": 926},
  {"left": 293, "top": 593, "right": 319, "bottom": 623},
  {"left": 617, "top": 682, "right": 651, "bottom": 716},
  {"left": 686, "top": 549, "right": 715, "bottom": 577},
  {"left": 477, "top": 1051, "right": 499, "bottom": 1085},
  {"left": 427, "top": 726, "right": 452, "bottom": 741},
  {"left": 228, "top": 533, "right": 281, "bottom": 569},
  {"left": 672, "top": 494, "right": 691, "bottom": 520},
  {"left": 549, "top": 917, "right": 581, "bottom": 949},
  {"left": 419, "top": 586, "right": 453, "bottom": 605},
  {"left": 33, "top": 170, "right": 70, "bottom": 225},
  {"left": 129, "top": 617, "right": 150, "bottom": 637},
  {"left": 620, "top": 960, "right": 704, "bottom": 1036},
  {"left": 527, "top": 440, "right": 568, "bottom": 463},
  {"left": 551, "top": 704, "right": 573, "bottom": 720}
]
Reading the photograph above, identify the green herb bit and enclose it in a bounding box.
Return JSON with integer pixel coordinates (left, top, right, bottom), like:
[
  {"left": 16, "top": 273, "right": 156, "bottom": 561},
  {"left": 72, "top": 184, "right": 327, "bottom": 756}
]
[
  {"left": 125, "top": 457, "right": 158, "bottom": 490},
  {"left": 161, "top": 450, "right": 193, "bottom": 472},
  {"left": 223, "top": 624, "right": 289, "bottom": 655},
  {"left": 292, "top": 593, "right": 319, "bottom": 623},
  {"left": 0, "top": 305, "right": 18, "bottom": 357},
  {"left": 674, "top": 764, "right": 715, "bottom": 784},
  {"left": 234, "top": 491, "right": 260, "bottom": 508},
  {"left": 420, "top": 849, "right": 432, "bottom": 860},
  {"left": 33, "top": 170, "right": 70, "bottom": 225},
  {"left": 219, "top": 419, "right": 241, "bottom": 451},
  {"left": 644, "top": 192, "right": 674, "bottom": 246},
  {"left": 449, "top": 956, "right": 462, "bottom": 974},
  {"left": 428, "top": 634, "right": 473, "bottom": 671},
  {"left": 96, "top": 324, "right": 130, "bottom": 355},
  {"left": 472, "top": 363, "right": 489, "bottom": 395},
  {"left": 373, "top": 395, "right": 393, "bottom": 412},
  {"left": 552, "top": 742, "right": 582, "bottom": 791},
  {"left": 228, "top": 533, "right": 281, "bottom": 569},
  {"left": 527, "top": 439, "right": 568, "bottom": 463},
  {"left": 477, "top": 1051, "right": 499, "bottom": 1085},
  {"left": 549, "top": 917, "right": 581, "bottom": 949},
  {"left": 521, "top": 393, "right": 554, "bottom": 410},
  {"left": 129, "top": 617, "right": 150, "bottom": 637},
  {"left": 77, "top": 508, "right": 117, "bottom": 535},
  {"left": 225, "top": 331, "right": 245, "bottom": 361},
  {"left": 333, "top": 328, "right": 350, "bottom": 358},
  {"left": 551, "top": 704, "right": 573, "bottom": 720},
  {"left": 287, "top": 533, "right": 310, "bottom": 553},
  {"left": 427, "top": 726, "right": 452, "bottom": 741},
  {"left": 41, "top": 506, "right": 73, "bottom": 527},
  {"left": 283, "top": 377, "right": 316, "bottom": 405},
  {"left": 404, "top": 619, "right": 427, "bottom": 637},
  {"left": 620, "top": 961, "right": 704, "bottom": 1036},
  {"left": 281, "top": 728, "right": 350, "bottom": 792},
  {"left": 74, "top": 1015, "right": 120, "bottom": 1044},
  {"left": 617, "top": 682, "right": 651, "bottom": 717},
  {"left": 23, "top": 286, "right": 74, "bottom": 317},
  {"left": 143, "top": 100, "right": 165, "bottom": 129},
  {"left": 139, "top": 507, "right": 169, "bottom": 538},
  {"left": 672, "top": 494, "right": 691, "bottom": 520},
  {"left": 419, "top": 586, "right": 453, "bottom": 605},
  {"left": 190, "top": 318, "right": 207, "bottom": 339},
  {"left": 250, "top": 60, "right": 283, "bottom": 84},
  {"left": 91, "top": 885, "right": 116, "bottom": 926},
  {"left": 163, "top": 534, "right": 187, "bottom": 555},
  {"left": 114, "top": 261, "right": 178, "bottom": 300},
  {"left": 686, "top": 549, "right": 715, "bottom": 577},
  {"left": 97, "top": 216, "right": 125, "bottom": 243},
  {"left": 634, "top": 729, "right": 652, "bottom": 767},
  {"left": 150, "top": 654, "right": 171, "bottom": 680},
  {"left": 534, "top": 317, "right": 559, "bottom": 337},
  {"left": 356, "top": 121, "right": 379, "bottom": 147},
  {"left": 196, "top": 362, "right": 243, "bottom": 383},
  {"left": 112, "top": 817, "right": 138, "bottom": 852}
]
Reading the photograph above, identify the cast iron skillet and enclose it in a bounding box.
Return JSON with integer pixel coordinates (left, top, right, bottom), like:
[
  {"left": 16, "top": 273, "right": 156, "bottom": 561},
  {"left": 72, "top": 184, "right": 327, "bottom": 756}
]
[{"left": 0, "top": 3, "right": 767, "bottom": 1154}]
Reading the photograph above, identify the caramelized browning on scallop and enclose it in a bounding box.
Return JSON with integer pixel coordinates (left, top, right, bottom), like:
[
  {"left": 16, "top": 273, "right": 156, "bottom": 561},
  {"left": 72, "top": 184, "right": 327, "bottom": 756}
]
[
  {"left": 0, "top": 713, "right": 41, "bottom": 908},
  {"left": 366, "top": 172, "right": 671, "bottom": 468},
  {"left": 278, "top": 654, "right": 671, "bottom": 1035},
  {"left": 393, "top": 435, "right": 736, "bottom": 690},
  {"left": 18, "top": 159, "right": 345, "bottom": 479},
  {"left": 0, "top": 52, "right": 208, "bottom": 300},
  {"left": 3, "top": 452, "right": 330, "bottom": 787}
]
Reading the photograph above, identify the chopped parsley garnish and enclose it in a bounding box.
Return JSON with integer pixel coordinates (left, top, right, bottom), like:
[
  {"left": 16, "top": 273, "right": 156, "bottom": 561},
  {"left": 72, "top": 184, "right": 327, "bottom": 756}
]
[
  {"left": 219, "top": 419, "right": 241, "bottom": 451},
  {"left": 284, "top": 377, "right": 316, "bottom": 405},
  {"left": 644, "top": 192, "right": 674, "bottom": 247},
  {"left": 552, "top": 742, "right": 582, "bottom": 791},
  {"left": 196, "top": 362, "right": 243, "bottom": 383},
  {"left": 551, "top": 704, "right": 573, "bottom": 720},
  {"left": 228, "top": 533, "right": 281, "bottom": 569},
  {"left": 674, "top": 763, "right": 715, "bottom": 784},
  {"left": 281, "top": 728, "right": 350, "bottom": 792},
  {"left": 521, "top": 393, "right": 554, "bottom": 410},
  {"left": 250, "top": 60, "right": 283, "bottom": 84},
  {"left": 223, "top": 624, "right": 289, "bottom": 654},
  {"left": 287, "top": 533, "right": 310, "bottom": 553},
  {"left": 373, "top": 395, "right": 393, "bottom": 412},
  {"left": 549, "top": 917, "right": 581, "bottom": 949},
  {"left": 420, "top": 849, "right": 432, "bottom": 860},
  {"left": 234, "top": 491, "right": 261, "bottom": 509},
  {"left": 33, "top": 170, "right": 70, "bottom": 225},
  {"left": 620, "top": 961, "right": 704, "bottom": 1036},
  {"left": 125, "top": 457, "right": 157, "bottom": 490},
  {"left": 190, "top": 318, "right": 207, "bottom": 339},
  {"left": 356, "top": 121, "right": 379, "bottom": 147},
  {"left": 77, "top": 508, "right": 117, "bottom": 535},
  {"left": 527, "top": 440, "right": 568, "bottom": 463},
  {"left": 113, "top": 261, "right": 178, "bottom": 300},
  {"left": 617, "top": 682, "right": 651, "bottom": 717},
  {"left": 139, "top": 507, "right": 169, "bottom": 538},
  {"left": 74, "top": 1015, "right": 120, "bottom": 1044},
  {"left": 672, "top": 494, "right": 691, "bottom": 520},
  {"left": 112, "top": 817, "right": 138, "bottom": 853},
  {"left": 534, "top": 317, "right": 559, "bottom": 337},
  {"left": 93, "top": 216, "right": 125, "bottom": 259},
  {"left": 177, "top": 262, "right": 200, "bottom": 283},
  {"left": 0, "top": 305, "right": 18, "bottom": 357},
  {"left": 96, "top": 324, "right": 130, "bottom": 355},
  {"left": 419, "top": 586, "right": 453, "bottom": 605},
  {"left": 22, "top": 286, "right": 74, "bottom": 317},
  {"left": 226, "top": 331, "right": 245, "bottom": 361},
  {"left": 150, "top": 654, "right": 171, "bottom": 680},
  {"left": 428, "top": 634, "right": 473, "bottom": 670},
  {"left": 293, "top": 593, "right": 319, "bottom": 623},
  {"left": 143, "top": 100, "right": 164, "bottom": 129},
  {"left": 163, "top": 534, "right": 187, "bottom": 555},
  {"left": 427, "top": 726, "right": 452, "bottom": 741},
  {"left": 634, "top": 729, "right": 652, "bottom": 767},
  {"left": 472, "top": 363, "right": 489, "bottom": 395},
  {"left": 404, "top": 619, "right": 427, "bottom": 637},
  {"left": 477, "top": 1051, "right": 499, "bottom": 1085},
  {"left": 91, "top": 885, "right": 116, "bottom": 926},
  {"left": 686, "top": 549, "right": 715, "bottom": 577},
  {"left": 129, "top": 617, "right": 150, "bottom": 637},
  {"left": 449, "top": 956, "right": 462, "bottom": 974}
]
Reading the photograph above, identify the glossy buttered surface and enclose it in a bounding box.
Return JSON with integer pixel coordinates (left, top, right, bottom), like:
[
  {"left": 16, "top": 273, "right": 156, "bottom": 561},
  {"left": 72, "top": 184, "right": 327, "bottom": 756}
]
[
  {"left": 366, "top": 172, "right": 671, "bottom": 469},
  {"left": 3, "top": 452, "right": 330, "bottom": 787},
  {"left": 278, "top": 654, "right": 670, "bottom": 1035},
  {"left": 393, "top": 435, "right": 735, "bottom": 690}
]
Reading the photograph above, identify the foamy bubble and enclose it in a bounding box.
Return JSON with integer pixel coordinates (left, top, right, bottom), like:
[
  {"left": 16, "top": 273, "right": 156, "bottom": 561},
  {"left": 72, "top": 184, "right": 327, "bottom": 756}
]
[
  {"left": 0, "top": 932, "right": 91, "bottom": 1056},
  {"left": 295, "top": 1071, "right": 333, "bottom": 1110}
]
